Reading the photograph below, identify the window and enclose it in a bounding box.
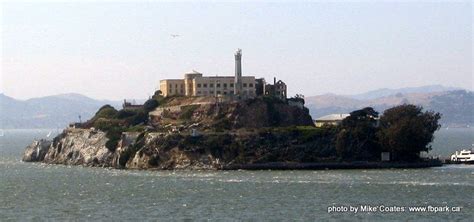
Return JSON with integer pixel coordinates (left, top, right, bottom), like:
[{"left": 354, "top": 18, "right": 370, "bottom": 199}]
[
  {"left": 217, "top": 91, "right": 221, "bottom": 94},
  {"left": 210, "top": 83, "right": 214, "bottom": 87},
  {"left": 217, "top": 84, "right": 221, "bottom": 87},
  {"left": 223, "top": 83, "right": 227, "bottom": 88},
  {"left": 249, "top": 83, "right": 254, "bottom": 87},
  {"left": 203, "top": 84, "right": 207, "bottom": 88},
  {"left": 169, "top": 84, "right": 172, "bottom": 88},
  {"left": 197, "top": 91, "right": 201, "bottom": 94},
  {"left": 169, "top": 89, "right": 172, "bottom": 93},
  {"left": 181, "top": 84, "right": 184, "bottom": 89},
  {"left": 230, "top": 83, "right": 234, "bottom": 87},
  {"left": 180, "top": 89, "right": 184, "bottom": 94},
  {"left": 197, "top": 84, "right": 202, "bottom": 88},
  {"left": 175, "top": 84, "right": 178, "bottom": 88},
  {"left": 210, "top": 91, "right": 214, "bottom": 94},
  {"left": 223, "top": 91, "right": 227, "bottom": 95},
  {"left": 243, "top": 83, "right": 247, "bottom": 87}
]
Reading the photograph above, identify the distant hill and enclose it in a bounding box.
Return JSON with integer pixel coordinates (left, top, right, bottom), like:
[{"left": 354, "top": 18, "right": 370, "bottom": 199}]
[
  {"left": 0, "top": 93, "right": 122, "bottom": 129},
  {"left": 1, "top": 85, "right": 472, "bottom": 128},
  {"left": 306, "top": 87, "right": 473, "bottom": 127},
  {"left": 349, "top": 85, "right": 461, "bottom": 100}
]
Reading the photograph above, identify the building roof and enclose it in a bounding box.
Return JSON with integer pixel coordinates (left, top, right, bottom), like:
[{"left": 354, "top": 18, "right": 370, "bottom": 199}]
[
  {"left": 185, "top": 70, "right": 202, "bottom": 75},
  {"left": 315, "top": 114, "right": 350, "bottom": 121},
  {"left": 160, "top": 79, "right": 184, "bottom": 82}
]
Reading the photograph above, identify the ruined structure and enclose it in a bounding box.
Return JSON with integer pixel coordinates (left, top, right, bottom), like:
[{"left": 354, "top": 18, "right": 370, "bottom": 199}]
[{"left": 264, "top": 78, "right": 287, "bottom": 99}]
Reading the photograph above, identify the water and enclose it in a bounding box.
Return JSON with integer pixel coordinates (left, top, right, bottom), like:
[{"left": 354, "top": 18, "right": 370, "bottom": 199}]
[{"left": 1, "top": 129, "right": 473, "bottom": 221}]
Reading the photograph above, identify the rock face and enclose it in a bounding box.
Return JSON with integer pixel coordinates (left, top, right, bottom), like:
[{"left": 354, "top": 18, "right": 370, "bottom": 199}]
[
  {"left": 23, "top": 127, "right": 337, "bottom": 170},
  {"left": 22, "top": 139, "right": 51, "bottom": 162},
  {"left": 23, "top": 129, "right": 114, "bottom": 167},
  {"left": 149, "top": 97, "right": 314, "bottom": 131}
]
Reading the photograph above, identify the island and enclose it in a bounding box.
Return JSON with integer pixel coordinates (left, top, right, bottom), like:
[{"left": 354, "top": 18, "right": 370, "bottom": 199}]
[{"left": 22, "top": 50, "right": 443, "bottom": 170}]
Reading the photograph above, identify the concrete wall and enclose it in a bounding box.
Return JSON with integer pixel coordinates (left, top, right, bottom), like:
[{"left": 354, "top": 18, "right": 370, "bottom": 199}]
[
  {"left": 161, "top": 75, "right": 256, "bottom": 97},
  {"left": 160, "top": 79, "right": 185, "bottom": 97}
]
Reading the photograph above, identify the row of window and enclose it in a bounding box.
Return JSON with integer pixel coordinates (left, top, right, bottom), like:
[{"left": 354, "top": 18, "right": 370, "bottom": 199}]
[
  {"left": 166, "top": 83, "right": 256, "bottom": 89},
  {"left": 196, "top": 90, "right": 254, "bottom": 95},
  {"left": 196, "top": 83, "right": 254, "bottom": 88},
  {"left": 168, "top": 84, "right": 184, "bottom": 89},
  {"left": 169, "top": 89, "right": 184, "bottom": 94}
]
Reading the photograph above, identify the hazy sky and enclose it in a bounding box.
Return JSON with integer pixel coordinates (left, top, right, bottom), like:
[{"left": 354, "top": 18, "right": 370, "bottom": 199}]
[{"left": 1, "top": 1, "right": 472, "bottom": 100}]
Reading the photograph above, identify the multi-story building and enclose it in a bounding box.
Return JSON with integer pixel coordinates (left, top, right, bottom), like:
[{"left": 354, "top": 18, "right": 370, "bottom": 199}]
[
  {"left": 160, "top": 49, "right": 256, "bottom": 98},
  {"left": 160, "top": 71, "right": 256, "bottom": 97}
]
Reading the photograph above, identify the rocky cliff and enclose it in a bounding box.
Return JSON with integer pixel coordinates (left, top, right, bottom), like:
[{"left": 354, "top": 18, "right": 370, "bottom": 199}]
[
  {"left": 23, "top": 127, "right": 337, "bottom": 170},
  {"left": 22, "top": 96, "right": 327, "bottom": 170},
  {"left": 22, "top": 129, "right": 115, "bottom": 167},
  {"left": 149, "top": 97, "right": 314, "bottom": 131}
]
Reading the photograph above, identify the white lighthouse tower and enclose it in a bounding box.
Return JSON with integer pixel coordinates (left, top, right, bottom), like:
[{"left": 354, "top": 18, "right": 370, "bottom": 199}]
[{"left": 234, "top": 49, "right": 243, "bottom": 96}]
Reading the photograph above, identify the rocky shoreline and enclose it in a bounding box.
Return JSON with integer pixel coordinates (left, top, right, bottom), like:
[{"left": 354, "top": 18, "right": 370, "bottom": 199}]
[
  {"left": 22, "top": 128, "right": 443, "bottom": 170},
  {"left": 22, "top": 128, "right": 220, "bottom": 170}
]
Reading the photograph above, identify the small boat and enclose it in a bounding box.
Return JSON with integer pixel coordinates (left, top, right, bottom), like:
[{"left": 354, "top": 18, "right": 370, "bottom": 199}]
[
  {"left": 450, "top": 149, "right": 474, "bottom": 164},
  {"left": 0, "top": 129, "right": 4, "bottom": 137}
]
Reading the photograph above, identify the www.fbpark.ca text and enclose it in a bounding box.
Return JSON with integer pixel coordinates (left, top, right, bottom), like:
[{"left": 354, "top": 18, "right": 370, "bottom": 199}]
[{"left": 327, "top": 205, "right": 463, "bottom": 214}]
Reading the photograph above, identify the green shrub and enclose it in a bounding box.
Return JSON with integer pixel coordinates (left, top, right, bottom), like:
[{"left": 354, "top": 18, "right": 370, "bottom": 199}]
[
  {"left": 179, "top": 105, "right": 200, "bottom": 120},
  {"left": 116, "top": 109, "right": 136, "bottom": 119},
  {"left": 143, "top": 99, "right": 159, "bottom": 112},
  {"left": 130, "top": 111, "right": 148, "bottom": 125},
  {"left": 95, "top": 105, "right": 118, "bottom": 119},
  {"left": 126, "top": 125, "right": 146, "bottom": 132},
  {"left": 93, "top": 118, "right": 123, "bottom": 131},
  {"left": 105, "top": 127, "right": 124, "bottom": 152}
]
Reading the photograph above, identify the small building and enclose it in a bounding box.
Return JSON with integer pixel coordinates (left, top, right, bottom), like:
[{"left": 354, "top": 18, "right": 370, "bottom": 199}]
[
  {"left": 314, "top": 114, "right": 350, "bottom": 127},
  {"left": 68, "top": 122, "right": 82, "bottom": 128},
  {"left": 122, "top": 99, "right": 143, "bottom": 110}
]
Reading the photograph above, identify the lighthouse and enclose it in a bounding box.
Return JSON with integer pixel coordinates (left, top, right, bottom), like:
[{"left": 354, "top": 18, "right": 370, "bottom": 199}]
[{"left": 234, "top": 49, "right": 243, "bottom": 96}]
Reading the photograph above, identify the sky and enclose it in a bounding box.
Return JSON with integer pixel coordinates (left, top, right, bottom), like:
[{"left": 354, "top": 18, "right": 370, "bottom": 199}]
[{"left": 1, "top": 1, "right": 472, "bottom": 100}]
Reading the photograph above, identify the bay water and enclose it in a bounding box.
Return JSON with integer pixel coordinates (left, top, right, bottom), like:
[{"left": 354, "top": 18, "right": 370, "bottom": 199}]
[{"left": 0, "top": 129, "right": 473, "bottom": 221}]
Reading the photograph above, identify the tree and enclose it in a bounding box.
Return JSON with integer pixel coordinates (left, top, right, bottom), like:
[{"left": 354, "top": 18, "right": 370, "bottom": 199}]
[
  {"left": 378, "top": 104, "right": 441, "bottom": 161},
  {"left": 335, "top": 107, "right": 381, "bottom": 161},
  {"left": 143, "top": 99, "right": 159, "bottom": 112},
  {"left": 94, "top": 105, "right": 118, "bottom": 118}
]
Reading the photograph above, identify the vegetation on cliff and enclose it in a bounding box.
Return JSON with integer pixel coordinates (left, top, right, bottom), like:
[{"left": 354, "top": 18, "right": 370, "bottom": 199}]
[
  {"left": 82, "top": 99, "right": 157, "bottom": 151},
  {"left": 72, "top": 91, "right": 440, "bottom": 164}
]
